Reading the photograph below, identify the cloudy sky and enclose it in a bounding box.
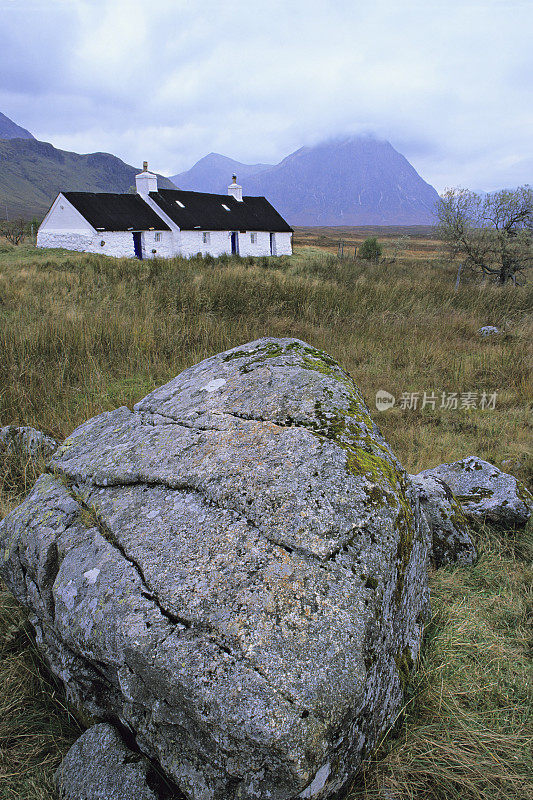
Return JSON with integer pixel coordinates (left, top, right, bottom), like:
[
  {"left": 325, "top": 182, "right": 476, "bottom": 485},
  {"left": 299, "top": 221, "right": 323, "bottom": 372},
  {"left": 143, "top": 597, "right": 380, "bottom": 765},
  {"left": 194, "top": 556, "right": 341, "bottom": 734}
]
[{"left": 1, "top": 0, "right": 531, "bottom": 191}]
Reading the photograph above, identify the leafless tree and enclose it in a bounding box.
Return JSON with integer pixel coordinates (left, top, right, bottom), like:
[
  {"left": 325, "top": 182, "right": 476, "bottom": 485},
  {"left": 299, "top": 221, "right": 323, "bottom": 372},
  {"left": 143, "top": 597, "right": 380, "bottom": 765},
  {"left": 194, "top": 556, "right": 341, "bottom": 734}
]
[
  {"left": 1, "top": 219, "right": 27, "bottom": 246},
  {"left": 436, "top": 185, "right": 532, "bottom": 287}
]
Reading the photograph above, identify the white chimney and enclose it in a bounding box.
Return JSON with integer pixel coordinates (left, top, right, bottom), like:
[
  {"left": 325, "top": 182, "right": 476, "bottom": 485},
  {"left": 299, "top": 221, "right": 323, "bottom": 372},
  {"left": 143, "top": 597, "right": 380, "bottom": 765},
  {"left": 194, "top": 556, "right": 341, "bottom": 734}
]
[
  {"left": 228, "top": 174, "right": 243, "bottom": 202},
  {"left": 136, "top": 161, "right": 158, "bottom": 196}
]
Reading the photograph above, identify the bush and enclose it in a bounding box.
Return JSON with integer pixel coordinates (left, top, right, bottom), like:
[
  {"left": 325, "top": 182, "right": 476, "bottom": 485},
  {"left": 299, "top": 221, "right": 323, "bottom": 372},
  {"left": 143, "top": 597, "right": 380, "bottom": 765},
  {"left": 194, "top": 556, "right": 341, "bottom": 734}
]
[{"left": 359, "top": 237, "right": 383, "bottom": 262}]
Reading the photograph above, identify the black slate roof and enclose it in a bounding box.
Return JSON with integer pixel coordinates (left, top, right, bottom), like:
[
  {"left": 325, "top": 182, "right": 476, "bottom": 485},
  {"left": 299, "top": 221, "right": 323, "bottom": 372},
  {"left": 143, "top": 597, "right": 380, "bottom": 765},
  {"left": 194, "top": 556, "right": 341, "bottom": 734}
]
[
  {"left": 62, "top": 192, "right": 171, "bottom": 231},
  {"left": 148, "top": 189, "right": 293, "bottom": 232}
]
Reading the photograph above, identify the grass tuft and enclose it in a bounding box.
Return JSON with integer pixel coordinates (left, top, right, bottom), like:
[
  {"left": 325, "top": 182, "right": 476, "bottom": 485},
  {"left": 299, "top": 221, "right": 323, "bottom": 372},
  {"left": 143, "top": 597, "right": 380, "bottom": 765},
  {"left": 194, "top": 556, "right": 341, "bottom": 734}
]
[
  {"left": 349, "top": 522, "right": 533, "bottom": 800},
  {"left": 0, "top": 585, "right": 82, "bottom": 800}
]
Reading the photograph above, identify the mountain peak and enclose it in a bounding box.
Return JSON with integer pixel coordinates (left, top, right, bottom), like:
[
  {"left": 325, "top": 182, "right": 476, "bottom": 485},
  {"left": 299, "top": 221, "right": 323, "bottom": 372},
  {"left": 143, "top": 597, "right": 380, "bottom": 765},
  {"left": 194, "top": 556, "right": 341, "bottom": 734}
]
[
  {"left": 0, "top": 112, "right": 35, "bottom": 141},
  {"left": 171, "top": 135, "right": 439, "bottom": 225},
  {"left": 245, "top": 136, "right": 439, "bottom": 225},
  {"left": 170, "top": 154, "right": 273, "bottom": 192}
]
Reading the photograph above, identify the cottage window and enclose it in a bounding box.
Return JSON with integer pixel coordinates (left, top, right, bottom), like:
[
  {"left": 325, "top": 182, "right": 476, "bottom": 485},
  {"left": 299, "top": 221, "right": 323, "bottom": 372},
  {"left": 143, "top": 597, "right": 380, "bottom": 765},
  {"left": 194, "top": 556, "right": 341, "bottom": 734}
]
[
  {"left": 155, "top": 232, "right": 162, "bottom": 242},
  {"left": 250, "top": 232, "right": 257, "bottom": 244},
  {"left": 202, "top": 232, "right": 210, "bottom": 244}
]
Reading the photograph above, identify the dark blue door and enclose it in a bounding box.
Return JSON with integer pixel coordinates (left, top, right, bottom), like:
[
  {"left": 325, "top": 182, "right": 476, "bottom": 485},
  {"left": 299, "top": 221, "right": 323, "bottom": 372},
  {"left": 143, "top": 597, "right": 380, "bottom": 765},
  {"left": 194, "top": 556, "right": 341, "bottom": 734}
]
[
  {"left": 231, "top": 232, "right": 238, "bottom": 255},
  {"left": 133, "top": 231, "right": 143, "bottom": 259}
]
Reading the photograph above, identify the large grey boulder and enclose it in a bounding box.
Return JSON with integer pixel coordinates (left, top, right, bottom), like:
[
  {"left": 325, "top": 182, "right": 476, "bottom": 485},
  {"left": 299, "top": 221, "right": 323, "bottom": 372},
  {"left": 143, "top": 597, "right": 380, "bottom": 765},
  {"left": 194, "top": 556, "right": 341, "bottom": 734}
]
[
  {"left": 55, "top": 723, "right": 160, "bottom": 800},
  {"left": 0, "top": 338, "right": 430, "bottom": 800},
  {"left": 410, "top": 473, "right": 476, "bottom": 567},
  {"left": 0, "top": 424, "right": 58, "bottom": 460},
  {"left": 418, "top": 457, "right": 532, "bottom": 528}
]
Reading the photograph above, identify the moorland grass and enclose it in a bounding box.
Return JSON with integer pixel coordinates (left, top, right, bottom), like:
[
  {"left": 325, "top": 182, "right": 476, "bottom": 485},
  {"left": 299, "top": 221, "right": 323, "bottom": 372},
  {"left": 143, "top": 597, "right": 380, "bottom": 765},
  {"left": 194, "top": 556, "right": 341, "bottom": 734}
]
[{"left": 0, "top": 240, "right": 531, "bottom": 799}]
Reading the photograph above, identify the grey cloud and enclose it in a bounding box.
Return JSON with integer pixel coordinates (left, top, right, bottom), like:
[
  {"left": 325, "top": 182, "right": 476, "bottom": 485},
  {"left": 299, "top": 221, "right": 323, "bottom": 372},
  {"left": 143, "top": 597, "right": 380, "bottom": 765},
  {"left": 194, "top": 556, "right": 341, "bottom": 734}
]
[{"left": 1, "top": 0, "right": 532, "bottom": 192}]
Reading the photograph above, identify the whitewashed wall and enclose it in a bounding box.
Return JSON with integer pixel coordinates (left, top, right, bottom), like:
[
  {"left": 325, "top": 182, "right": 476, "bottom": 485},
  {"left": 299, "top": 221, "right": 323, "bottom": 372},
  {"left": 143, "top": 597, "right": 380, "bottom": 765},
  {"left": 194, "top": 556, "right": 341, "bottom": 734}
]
[
  {"left": 179, "top": 230, "right": 292, "bottom": 258},
  {"left": 180, "top": 230, "right": 233, "bottom": 258},
  {"left": 94, "top": 232, "right": 136, "bottom": 258},
  {"left": 38, "top": 195, "right": 95, "bottom": 234},
  {"left": 37, "top": 230, "right": 135, "bottom": 257},
  {"left": 141, "top": 231, "right": 175, "bottom": 259},
  {"left": 237, "top": 231, "right": 270, "bottom": 257},
  {"left": 272, "top": 232, "right": 293, "bottom": 256},
  {"left": 37, "top": 231, "right": 96, "bottom": 252},
  {"left": 236, "top": 231, "right": 292, "bottom": 257}
]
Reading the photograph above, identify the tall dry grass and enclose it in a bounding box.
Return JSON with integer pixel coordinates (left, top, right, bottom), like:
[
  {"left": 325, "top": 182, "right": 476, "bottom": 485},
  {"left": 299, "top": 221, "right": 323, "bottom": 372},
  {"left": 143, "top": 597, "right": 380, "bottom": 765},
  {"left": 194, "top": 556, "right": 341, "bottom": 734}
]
[
  {"left": 1, "top": 244, "right": 531, "bottom": 480},
  {"left": 0, "top": 240, "right": 531, "bottom": 799},
  {"left": 349, "top": 522, "right": 532, "bottom": 800}
]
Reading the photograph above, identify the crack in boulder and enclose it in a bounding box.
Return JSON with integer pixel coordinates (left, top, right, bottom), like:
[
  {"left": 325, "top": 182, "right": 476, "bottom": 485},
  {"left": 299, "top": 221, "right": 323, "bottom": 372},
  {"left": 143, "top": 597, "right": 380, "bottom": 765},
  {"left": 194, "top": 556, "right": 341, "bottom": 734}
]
[{"left": 57, "top": 474, "right": 309, "bottom": 711}]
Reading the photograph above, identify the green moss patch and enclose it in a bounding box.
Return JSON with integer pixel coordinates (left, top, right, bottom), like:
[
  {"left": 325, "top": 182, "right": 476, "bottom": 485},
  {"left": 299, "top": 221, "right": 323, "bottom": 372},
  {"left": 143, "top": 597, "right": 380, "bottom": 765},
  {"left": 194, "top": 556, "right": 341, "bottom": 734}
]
[{"left": 394, "top": 645, "right": 414, "bottom": 694}]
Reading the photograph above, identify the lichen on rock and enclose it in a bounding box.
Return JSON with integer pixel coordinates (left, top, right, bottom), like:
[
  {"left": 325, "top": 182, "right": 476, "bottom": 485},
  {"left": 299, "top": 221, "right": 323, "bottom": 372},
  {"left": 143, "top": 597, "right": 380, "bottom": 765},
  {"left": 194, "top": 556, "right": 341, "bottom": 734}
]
[
  {"left": 418, "top": 457, "right": 532, "bottom": 529},
  {"left": 55, "top": 723, "right": 162, "bottom": 800},
  {"left": 410, "top": 472, "right": 477, "bottom": 567}
]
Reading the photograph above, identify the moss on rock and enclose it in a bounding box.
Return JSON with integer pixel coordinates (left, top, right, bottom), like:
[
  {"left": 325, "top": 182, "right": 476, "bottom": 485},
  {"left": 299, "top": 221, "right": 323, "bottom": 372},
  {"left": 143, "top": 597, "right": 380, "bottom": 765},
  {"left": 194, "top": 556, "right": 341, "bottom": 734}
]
[{"left": 395, "top": 646, "right": 414, "bottom": 694}]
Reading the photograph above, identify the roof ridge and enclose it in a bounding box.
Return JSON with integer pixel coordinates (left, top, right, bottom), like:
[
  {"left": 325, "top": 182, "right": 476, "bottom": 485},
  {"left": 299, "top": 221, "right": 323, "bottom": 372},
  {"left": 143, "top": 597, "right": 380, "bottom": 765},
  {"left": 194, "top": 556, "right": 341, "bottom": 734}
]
[{"left": 149, "top": 189, "right": 292, "bottom": 232}]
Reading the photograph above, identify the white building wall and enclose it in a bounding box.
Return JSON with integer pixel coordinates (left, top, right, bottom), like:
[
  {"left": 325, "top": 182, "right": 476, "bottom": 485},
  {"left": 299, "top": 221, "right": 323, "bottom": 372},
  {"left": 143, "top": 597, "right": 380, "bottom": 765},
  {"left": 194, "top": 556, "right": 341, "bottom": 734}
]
[
  {"left": 36, "top": 227, "right": 292, "bottom": 258},
  {"left": 141, "top": 230, "right": 175, "bottom": 259},
  {"left": 37, "top": 230, "right": 177, "bottom": 259},
  {"left": 37, "top": 230, "right": 136, "bottom": 257},
  {"left": 38, "top": 194, "right": 95, "bottom": 234},
  {"left": 179, "top": 230, "right": 233, "bottom": 258},
  {"left": 37, "top": 231, "right": 97, "bottom": 252},
  {"left": 271, "top": 232, "right": 293, "bottom": 256},
  {"left": 178, "top": 230, "right": 292, "bottom": 258},
  {"left": 94, "top": 232, "right": 137, "bottom": 258},
  {"left": 237, "top": 231, "right": 271, "bottom": 257}
]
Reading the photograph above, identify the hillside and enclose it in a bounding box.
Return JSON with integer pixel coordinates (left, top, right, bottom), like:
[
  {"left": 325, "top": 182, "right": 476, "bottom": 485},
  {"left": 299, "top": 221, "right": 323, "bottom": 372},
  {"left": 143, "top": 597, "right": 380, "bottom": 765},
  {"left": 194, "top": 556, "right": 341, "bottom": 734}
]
[
  {"left": 173, "top": 136, "right": 440, "bottom": 225},
  {"left": 247, "top": 137, "right": 440, "bottom": 225},
  {"left": 0, "top": 112, "right": 34, "bottom": 141},
  {"left": 0, "top": 138, "right": 175, "bottom": 220}
]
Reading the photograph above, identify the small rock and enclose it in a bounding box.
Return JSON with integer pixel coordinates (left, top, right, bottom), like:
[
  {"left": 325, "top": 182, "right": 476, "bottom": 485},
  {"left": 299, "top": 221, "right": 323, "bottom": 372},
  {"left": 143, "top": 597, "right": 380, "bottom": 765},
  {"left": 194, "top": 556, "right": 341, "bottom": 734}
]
[
  {"left": 478, "top": 326, "right": 500, "bottom": 336},
  {"left": 418, "top": 457, "right": 532, "bottom": 528},
  {"left": 55, "top": 723, "right": 159, "bottom": 800},
  {"left": 0, "top": 425, "right": 58, "bottom": 460},
  {"left": 410, "top": 473, "right": 476, "bottom": 567}
]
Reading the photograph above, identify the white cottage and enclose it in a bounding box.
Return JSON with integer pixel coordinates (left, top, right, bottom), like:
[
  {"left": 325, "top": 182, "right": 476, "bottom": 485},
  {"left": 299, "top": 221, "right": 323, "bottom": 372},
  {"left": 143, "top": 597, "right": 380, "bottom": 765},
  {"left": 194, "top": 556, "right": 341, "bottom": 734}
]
[{"left": 37, "top": 165, "right": 293, "bottom": 259}]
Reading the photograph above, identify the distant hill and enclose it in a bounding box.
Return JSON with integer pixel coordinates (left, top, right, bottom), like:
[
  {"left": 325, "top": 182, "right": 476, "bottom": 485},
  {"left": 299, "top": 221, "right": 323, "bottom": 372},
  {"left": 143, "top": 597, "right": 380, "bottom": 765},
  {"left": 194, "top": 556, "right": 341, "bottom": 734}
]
[
  {"left": 0, "top": 134, "right": 176, "bottom": 220},
  {"left": 1, "top": 113, "right": 439, "bottom": 225},
  {"left": 173, "top": 136, "right": 440, "bottom": 226},
  {"left": 170, "top": 153, "right": 272, "bottom": 192},
  {"left": 0, "top": 111, "right": 34, "bottom": 141}
]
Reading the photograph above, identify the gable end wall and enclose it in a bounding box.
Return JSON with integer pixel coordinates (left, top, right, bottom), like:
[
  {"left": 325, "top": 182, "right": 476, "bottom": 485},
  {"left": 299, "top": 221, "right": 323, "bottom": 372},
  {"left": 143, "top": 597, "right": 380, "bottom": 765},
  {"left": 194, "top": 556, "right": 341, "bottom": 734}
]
[{"left": 38, "top": 194, "right": 96, "bottom": 233}]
